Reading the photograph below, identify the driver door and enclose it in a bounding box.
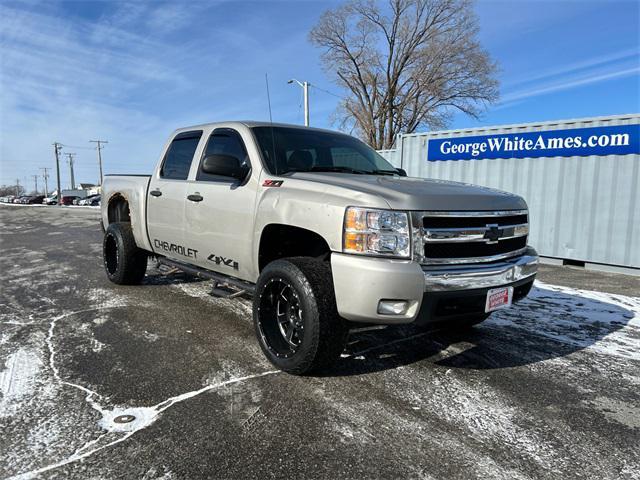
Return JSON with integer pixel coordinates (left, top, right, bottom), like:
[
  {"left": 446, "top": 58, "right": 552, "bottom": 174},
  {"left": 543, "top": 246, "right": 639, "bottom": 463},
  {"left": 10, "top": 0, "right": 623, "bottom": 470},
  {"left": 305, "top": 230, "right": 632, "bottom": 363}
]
[{"left": 184, "top": 128, "right": 258, "bottom": 282}]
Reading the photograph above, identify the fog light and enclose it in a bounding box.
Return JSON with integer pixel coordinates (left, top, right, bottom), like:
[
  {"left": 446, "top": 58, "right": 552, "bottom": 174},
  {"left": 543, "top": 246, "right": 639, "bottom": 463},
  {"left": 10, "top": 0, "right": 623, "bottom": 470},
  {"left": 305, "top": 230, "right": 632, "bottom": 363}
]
[{"left": 377, "top": 300, "right": 409, "bottom": 315}]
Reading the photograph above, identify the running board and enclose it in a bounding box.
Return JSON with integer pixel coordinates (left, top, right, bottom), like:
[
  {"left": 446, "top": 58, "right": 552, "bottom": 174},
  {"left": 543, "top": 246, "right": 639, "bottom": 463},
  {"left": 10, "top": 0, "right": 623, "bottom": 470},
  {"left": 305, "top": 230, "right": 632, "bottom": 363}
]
[{"left": 156, "top": 257, "right": 256, "bottom": 296}]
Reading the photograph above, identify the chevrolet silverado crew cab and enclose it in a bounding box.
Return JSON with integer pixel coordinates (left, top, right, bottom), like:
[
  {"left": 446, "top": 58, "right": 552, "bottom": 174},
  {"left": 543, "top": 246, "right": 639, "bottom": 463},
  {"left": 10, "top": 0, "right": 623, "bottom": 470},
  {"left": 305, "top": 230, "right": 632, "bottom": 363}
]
[{"left": 101, "top": 121, "right": 538, "bottom": 374}]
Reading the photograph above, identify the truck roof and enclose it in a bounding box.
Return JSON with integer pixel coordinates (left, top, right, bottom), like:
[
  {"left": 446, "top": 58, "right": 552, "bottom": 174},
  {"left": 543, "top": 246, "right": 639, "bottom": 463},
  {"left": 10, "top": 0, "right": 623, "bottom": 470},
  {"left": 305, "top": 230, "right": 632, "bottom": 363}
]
[{"left": 172, "top": 121, "right": 348, "bottom": 136}]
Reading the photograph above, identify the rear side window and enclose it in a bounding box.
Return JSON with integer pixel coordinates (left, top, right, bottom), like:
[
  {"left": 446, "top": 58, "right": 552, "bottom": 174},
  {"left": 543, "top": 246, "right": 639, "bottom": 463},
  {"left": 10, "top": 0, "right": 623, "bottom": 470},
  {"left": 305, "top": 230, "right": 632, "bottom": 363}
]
[
  {"left": 160, "top": 131, "right": 203, "bottom": 180},
  {"left": 197, "top": 128, "right": 250, "bottom": 181}
]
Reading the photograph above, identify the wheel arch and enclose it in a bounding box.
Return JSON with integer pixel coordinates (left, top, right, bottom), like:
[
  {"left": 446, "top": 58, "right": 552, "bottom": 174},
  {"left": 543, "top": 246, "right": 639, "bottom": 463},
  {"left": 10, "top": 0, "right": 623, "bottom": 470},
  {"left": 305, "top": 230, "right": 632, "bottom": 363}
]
[
  {"left": 107, "top": 193, "right": 131, "bottom": 225},
  {"left": 258, "top": 223, "right": 333, "bottom": 272}
]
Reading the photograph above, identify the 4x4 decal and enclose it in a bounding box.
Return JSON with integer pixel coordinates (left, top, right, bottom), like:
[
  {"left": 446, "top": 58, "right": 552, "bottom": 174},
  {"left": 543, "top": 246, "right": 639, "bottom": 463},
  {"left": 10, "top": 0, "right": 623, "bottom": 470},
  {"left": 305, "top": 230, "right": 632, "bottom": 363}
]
[{"left": 207, "top": 254, "right": 239, "bottom": 270}]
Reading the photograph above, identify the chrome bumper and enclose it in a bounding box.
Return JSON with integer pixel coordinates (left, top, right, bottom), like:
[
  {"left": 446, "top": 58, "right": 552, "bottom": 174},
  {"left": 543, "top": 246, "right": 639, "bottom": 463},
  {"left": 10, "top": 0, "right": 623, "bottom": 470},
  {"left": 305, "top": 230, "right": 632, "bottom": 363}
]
[{"left": 422, "top": 248, "right": 538, "bottom": 292}]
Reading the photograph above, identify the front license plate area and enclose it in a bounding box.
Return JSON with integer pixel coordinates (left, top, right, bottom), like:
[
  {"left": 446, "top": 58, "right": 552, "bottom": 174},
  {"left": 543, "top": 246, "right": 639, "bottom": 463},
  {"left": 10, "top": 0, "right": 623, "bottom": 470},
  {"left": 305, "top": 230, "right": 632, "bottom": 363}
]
[{"left": 485, "top": 286, "right": 514, "bottom": 313}]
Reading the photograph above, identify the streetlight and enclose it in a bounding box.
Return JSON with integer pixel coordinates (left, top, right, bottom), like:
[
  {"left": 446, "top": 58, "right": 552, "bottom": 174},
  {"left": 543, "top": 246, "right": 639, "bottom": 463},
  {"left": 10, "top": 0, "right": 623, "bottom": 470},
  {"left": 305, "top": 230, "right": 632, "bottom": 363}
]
[{"left": 288, "top": 79, "right": 309, "bottom": 127}]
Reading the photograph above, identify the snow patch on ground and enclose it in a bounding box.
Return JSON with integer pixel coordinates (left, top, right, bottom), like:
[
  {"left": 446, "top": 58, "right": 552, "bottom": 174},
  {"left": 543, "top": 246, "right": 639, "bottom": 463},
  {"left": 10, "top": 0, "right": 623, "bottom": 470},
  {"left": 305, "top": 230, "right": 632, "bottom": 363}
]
[
  {"left": 487, "top": 281, "right": 640, "bottom": 361},
  {"left": 0, "top": 348, "right": 43, "bottom": 403}
]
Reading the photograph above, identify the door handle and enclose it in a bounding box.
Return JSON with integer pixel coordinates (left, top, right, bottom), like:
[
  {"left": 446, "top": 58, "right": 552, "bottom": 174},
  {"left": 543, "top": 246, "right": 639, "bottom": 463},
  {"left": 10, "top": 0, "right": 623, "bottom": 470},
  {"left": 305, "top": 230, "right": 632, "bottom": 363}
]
[
  {"left": 187, "top": 194, "right": 203, "bottom": 202},
  {"left": 150, "top": 190, "right": 162, "bottom": 197}
]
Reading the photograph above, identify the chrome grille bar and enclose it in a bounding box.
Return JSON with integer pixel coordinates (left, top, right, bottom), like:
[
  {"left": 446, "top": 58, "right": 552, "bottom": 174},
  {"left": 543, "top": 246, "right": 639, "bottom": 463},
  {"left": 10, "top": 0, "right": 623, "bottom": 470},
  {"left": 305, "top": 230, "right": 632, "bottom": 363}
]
[{"left": 424, "top": 223, "right": 529, "bottom": 243}]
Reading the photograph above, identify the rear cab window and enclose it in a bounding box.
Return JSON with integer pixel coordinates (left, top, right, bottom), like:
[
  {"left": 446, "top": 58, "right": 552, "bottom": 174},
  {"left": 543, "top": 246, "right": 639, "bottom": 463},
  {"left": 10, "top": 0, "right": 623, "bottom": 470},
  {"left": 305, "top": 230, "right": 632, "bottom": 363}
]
[{"left": 160, "top": 130, "right": 203, "bottom": 180}]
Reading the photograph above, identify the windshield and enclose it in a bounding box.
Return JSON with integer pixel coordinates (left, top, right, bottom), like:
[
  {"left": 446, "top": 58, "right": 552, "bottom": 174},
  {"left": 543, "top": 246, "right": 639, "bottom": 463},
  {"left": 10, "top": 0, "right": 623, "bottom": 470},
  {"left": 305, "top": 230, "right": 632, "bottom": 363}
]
[{"left": 252, "top": 126, "right": 398, "bottom": 176}]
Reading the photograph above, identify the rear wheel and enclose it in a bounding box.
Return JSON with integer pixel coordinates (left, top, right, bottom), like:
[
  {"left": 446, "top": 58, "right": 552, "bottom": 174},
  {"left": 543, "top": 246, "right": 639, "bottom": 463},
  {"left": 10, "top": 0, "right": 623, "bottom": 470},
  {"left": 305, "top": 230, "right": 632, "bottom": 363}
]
[
  {"left": 103, "top": 222, "right": 147, "bottom": 285},
  {"left": 253, "top": 257, "right": 348, "bottom": 375}
]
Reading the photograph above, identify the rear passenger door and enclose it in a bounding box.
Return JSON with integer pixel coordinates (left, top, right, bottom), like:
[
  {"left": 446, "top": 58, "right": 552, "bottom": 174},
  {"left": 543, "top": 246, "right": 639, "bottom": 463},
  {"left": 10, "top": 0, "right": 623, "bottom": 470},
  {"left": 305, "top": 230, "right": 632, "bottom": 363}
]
[{"left": 147, "top": 130, "right": 203, "bottom": 262}]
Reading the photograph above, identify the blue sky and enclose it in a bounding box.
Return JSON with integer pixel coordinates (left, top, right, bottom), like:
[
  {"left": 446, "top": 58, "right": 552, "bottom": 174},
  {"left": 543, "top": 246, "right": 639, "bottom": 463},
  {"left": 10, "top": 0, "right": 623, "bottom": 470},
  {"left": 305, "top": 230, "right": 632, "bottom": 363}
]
[{"left": 0, "top": 0, "right": 638, "bottom": 189}]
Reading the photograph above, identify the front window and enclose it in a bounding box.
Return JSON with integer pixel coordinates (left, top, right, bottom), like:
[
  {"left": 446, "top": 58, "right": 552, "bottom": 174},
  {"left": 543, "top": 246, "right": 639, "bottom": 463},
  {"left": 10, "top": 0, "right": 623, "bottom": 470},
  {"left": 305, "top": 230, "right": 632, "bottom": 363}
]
[{"left": 252, "top": 126, "right": 398, "bottom": 176}]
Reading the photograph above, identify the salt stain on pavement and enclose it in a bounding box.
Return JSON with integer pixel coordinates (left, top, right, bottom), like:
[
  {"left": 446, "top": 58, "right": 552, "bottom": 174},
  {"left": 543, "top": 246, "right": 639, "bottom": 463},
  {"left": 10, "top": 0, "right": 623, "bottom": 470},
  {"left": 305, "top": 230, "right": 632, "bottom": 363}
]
[{"left": 4, "top": 298, "right": 278, "bottom": 480}]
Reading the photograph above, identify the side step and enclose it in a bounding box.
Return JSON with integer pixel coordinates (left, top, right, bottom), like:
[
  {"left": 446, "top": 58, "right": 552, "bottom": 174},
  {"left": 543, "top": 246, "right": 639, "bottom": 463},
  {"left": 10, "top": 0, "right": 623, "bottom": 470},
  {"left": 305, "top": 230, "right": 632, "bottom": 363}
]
[{"left": 156, "top": 257, "right": 256, "bottom": 297}]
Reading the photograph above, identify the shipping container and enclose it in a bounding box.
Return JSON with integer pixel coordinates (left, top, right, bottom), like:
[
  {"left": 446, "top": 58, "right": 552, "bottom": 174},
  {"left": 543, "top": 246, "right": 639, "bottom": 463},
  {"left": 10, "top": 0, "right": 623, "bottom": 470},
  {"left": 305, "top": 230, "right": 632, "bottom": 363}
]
[{"left": 378, "top": 114, "right": 640, "bottom": 273}]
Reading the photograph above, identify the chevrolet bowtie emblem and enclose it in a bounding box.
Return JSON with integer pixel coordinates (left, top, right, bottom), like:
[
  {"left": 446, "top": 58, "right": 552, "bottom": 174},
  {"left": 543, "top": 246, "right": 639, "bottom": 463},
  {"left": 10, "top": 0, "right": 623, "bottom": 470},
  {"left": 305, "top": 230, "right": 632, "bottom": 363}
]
[{"left": 484, "top": 224, "right": 501, "bottom": 243}]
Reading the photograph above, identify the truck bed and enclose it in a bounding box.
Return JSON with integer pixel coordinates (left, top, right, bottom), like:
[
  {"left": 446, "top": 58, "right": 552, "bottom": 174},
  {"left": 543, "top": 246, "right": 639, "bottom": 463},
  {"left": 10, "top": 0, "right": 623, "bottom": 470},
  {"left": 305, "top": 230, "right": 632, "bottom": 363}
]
[{"left": 101, "top": 174, "right": 152, "bottom": 251}]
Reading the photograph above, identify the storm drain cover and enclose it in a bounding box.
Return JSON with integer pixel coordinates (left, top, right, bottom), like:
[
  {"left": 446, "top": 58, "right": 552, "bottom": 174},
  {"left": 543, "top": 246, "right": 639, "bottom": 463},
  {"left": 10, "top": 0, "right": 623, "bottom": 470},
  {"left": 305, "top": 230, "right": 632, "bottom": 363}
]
[{"left": 114, "top": 414, "right": 136, "bottom": 424}]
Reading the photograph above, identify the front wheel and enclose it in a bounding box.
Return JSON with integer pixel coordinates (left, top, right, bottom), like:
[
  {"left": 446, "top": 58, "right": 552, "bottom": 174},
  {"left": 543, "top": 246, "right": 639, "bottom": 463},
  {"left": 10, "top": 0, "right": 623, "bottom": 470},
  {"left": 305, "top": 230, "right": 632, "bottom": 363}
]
[
  {"left": 103, "top": 222, "right": 147, "bottom": 285},
  {"left": 253, "top": 257, "right": 348, "bottom": 375}
]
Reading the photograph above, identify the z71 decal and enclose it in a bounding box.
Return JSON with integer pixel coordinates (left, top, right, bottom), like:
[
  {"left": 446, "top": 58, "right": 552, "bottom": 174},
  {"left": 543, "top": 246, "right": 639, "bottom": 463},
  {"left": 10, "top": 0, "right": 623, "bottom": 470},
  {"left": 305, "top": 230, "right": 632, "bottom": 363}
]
[
  {"left": 262, "top": 179, "right": 283, "bottom": 187},
  {"left": 208, "top": 254, "right": 239, "bottom": 270}
]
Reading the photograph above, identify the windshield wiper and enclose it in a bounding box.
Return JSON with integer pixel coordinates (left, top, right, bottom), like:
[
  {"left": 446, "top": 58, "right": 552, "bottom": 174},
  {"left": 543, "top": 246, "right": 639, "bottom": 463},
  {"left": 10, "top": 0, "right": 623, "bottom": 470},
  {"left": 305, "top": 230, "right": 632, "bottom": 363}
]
[
  {"left": 369, "top": 169, "right": 399, "bottom": 176},
  {"left": 286, "top": 166, "right": 400, "bottom": 176},
  {"left": 309, "top": 166, "right": 368, "bottom": 174}
]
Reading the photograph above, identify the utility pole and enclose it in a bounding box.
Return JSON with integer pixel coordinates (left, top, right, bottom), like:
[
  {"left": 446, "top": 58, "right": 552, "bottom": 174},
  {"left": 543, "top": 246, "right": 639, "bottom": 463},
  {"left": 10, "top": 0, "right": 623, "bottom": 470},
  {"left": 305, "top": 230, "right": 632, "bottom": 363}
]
[
  {"left": 89, "top": 140, "right": 108, "bottom": 185},
  {"left": 53, "top": 142, "right": 62, "bottom": 205},
  {"left": 287, "top": 79, "right": 310, "bottom": 126},
  {"left": 15, "top": 178, "right": 20, "bottom": 197},
  {"left": 32, "top": 174, "right": 39, "bottom": 194},
  {"left": 66, "top": 153, "right": 76, "bottom": 190},
  {"left": 40, "top": 167, "right": 50, "bottom": 197}
]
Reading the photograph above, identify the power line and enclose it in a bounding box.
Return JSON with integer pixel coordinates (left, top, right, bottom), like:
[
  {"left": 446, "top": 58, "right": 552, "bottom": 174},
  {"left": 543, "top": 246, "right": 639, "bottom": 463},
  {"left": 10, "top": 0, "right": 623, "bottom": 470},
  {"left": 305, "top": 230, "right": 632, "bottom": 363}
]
[
  {"left": 60, "top": 144, "right": 94, "bottom": 150},
  {"left": 309, "top": 84, "right": 344, "bottom": 100}
]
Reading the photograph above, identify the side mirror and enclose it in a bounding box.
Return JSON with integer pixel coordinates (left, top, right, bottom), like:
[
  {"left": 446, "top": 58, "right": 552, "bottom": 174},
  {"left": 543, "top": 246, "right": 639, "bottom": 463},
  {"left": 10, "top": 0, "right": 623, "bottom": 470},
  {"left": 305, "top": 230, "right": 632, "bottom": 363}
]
[
  {"left": 396, "top": 168, "right": 407, "bottom": 177},
  {"left": 202, "top": 154, "right": 247, "bottom": 179}
]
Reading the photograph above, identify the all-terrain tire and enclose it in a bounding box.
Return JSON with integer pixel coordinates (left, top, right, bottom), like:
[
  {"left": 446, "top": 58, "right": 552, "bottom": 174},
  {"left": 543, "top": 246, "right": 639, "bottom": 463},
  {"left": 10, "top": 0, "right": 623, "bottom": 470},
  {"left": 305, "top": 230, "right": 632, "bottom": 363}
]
[
  {"left": 253, "top": 257, "right": 348, "bottom": 375},
  {"left": 103, "top": 222, "right": 147, "bottom": 285}
]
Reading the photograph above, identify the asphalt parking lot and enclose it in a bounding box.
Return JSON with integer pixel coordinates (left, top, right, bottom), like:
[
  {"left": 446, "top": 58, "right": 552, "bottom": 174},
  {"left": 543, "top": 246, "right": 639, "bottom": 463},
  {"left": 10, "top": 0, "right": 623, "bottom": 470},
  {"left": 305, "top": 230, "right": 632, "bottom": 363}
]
[{"left": 1, "top": 205, "right": 639, "bottom": 480}]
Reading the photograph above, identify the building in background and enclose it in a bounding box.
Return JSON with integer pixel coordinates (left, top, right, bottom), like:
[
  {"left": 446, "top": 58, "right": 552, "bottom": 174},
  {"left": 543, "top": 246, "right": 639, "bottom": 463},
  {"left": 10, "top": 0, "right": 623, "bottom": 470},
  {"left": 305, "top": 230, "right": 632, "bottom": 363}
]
[{"left": 378, "top": 114, "right": 640, "bottom": 274}]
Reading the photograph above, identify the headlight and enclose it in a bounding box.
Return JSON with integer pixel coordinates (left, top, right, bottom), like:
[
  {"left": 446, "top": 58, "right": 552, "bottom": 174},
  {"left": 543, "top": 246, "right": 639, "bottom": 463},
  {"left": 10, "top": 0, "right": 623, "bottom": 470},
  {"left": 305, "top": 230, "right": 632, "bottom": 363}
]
[{"left": 343, "top": 207, "right": 410, "bottom": 258}]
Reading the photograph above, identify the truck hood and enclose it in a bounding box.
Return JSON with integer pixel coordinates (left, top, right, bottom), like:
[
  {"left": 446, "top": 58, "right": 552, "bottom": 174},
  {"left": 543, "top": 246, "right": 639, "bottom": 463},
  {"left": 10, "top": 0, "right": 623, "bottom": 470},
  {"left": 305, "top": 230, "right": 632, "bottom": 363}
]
[{"left": 289, "top": 172, "right": 527, "bottom": 211}]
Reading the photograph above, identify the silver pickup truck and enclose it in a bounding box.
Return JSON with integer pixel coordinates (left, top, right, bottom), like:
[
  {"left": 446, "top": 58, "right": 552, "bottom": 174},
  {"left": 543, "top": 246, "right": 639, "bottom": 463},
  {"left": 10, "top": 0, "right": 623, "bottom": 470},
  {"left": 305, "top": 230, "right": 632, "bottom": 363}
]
[{"left": 101, "top": 121, "right": 538, "bottom": 374}]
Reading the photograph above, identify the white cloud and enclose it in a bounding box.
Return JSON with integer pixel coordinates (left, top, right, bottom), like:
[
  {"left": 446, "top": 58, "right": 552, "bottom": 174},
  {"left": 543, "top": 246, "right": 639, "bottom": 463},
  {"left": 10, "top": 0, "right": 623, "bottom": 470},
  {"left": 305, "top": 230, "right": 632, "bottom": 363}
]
[
  {"left": 0, "top": 2, "right": 202, "bottom": 186},
  {"left": 501, "top": 66, "right": 640, "bottom": 105}
]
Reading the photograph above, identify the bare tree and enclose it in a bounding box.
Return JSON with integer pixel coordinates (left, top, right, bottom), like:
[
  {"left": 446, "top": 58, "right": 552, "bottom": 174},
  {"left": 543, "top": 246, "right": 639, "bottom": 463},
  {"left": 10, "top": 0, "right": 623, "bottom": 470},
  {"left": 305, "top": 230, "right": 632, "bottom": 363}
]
[
  {"left": 310, "top": 0, "right": 498, "bottom": 149},
  {"left": 0, "top": 184, "right": 25, "bottom": 197}
]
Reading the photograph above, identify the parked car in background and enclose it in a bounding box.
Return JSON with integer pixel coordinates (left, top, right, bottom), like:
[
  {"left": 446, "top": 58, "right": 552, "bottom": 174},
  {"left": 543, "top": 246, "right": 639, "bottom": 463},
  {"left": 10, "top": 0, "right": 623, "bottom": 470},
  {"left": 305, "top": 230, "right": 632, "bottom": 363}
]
[
  {"left": 14, "top": 196, "right": 30, "bottom": 204},
  {"left": 0, "top": 195, "right": 16, "bottom": 203},
  {"left": 43, "top": 195, "right": 57, "bottom": 205},
  {"left": 79, "top": 194, "right": 100, "bottom": 206},
  {"left": 89, "top": 195, "right": 101, "bottom": 206},
  {"left": 27, "top": 195, "right": 45, "bottom": 204},
  {"left": 60, "top": 196, "right": 79, "bottom": 205}
]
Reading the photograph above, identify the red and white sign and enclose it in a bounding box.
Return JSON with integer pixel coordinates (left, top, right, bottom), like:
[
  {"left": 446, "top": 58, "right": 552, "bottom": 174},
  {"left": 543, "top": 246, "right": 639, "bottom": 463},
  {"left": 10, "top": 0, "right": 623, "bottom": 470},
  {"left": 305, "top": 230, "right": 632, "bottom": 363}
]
[{"left": 485, "top": 286, "right": 514, "bottom": 313}]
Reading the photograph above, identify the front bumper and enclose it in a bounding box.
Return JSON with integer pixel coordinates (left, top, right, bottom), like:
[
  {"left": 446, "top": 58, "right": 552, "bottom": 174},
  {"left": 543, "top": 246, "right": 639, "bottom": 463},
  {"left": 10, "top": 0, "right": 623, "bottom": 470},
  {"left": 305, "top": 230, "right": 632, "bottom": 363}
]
[
  {"left": 331, "top": 247, "right": 538, "bottom": 324},
  {"left": 422, "top": 249, "right": 538, "bottom": 291}
]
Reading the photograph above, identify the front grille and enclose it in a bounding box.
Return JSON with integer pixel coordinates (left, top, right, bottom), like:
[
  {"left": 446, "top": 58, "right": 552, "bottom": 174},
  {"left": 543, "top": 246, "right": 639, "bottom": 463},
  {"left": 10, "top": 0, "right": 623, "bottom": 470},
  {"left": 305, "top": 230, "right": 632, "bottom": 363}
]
[
  {"left": 425, "top": 236, "right": 527, "bottom": 259},
  {"left": 416, "top": 210, "right": 529, "bottom": 264}
]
